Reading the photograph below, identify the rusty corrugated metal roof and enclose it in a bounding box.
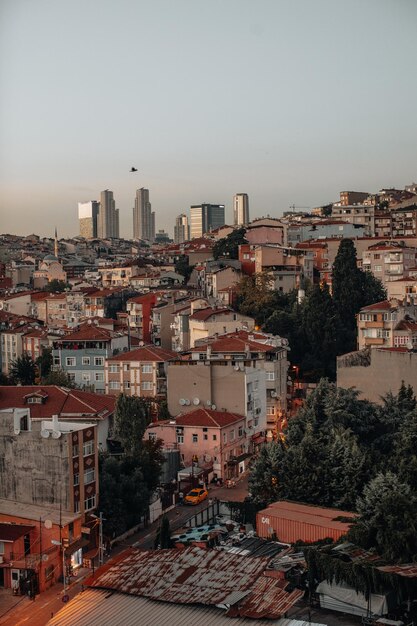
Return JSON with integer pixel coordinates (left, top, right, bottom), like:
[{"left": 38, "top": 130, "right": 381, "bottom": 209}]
[
  {"left": 377, "top": 564, "right": 417, "bottom": 578},
  {"left": 226, "top": 577, "right": 304, "bottom": 619},
  {"left": 87, "top": 546, "right": 268, "bottom": 606}
]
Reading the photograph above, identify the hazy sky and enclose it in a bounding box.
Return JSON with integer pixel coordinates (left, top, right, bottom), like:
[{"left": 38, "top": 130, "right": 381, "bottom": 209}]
[{"left": 1, "top": 0, "right": 416, "bottom": 239}]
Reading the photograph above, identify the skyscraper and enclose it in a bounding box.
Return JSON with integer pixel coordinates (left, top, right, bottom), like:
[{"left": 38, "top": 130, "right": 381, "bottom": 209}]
[
  {"left": 133, "top": 188, "right": 155, "bottom": 242},
  {"left": 174, "top": 214, "right": 190, "bottom": 244},
  {"left": 78, "top": 201, "right": 99, "bottom": 238},
  {"left": 97, "top": 190, "right": 119, "bottom": 238},
  {"left": 190, "top": 204, "right": 225, "bottom": 239},
  {"left": 233, "top": 193, "right": 249, "bottom": 226}
]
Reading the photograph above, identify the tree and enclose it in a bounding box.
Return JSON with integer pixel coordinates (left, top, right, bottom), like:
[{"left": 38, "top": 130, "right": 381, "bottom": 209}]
[
  {"left": 248, "top": 443, "right": 282, "bottom": 505},
  {"left": 45, "top": 279, "right": 69, "bottom": 293},
  {"left": 349, "top": 472, "right": 417, "bottom": 562},
  {"left": 155, "top": 515, "right": 172, "bottom": 549},
  {"left": 332, "top": 240, "right": 362, "bottom": 327},
  {"left": 114, "top": 394, "right": 152, "bottom": 456},
  {"left": 360, "top": 271, "right": 387, "bottom": 307},
  {"left": 235, "top": 273, "right": 278, "bottom": 325},
  {"left": 42, "top": 368, "right": 78, "bottom": 388},
  {"left": 174, "top": 256, "right": 194, "bottom": 284},
  {"left": 212, "top": 228, "right": 247, "bottom": 260},
  {"left": 37, "top": 347, "right": 52, "bottom": 381},
  {"left": 10, "top": 354, "right": 36, "bottom": 385}
]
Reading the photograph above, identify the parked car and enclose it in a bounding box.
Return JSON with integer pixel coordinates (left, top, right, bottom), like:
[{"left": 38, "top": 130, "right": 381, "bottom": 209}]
[{"left": 184, "top": 488, "right": 208, "bottom": 505}]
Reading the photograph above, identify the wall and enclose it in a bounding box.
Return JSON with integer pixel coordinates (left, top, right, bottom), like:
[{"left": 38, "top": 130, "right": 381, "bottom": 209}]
[{"left": 337, "top": 348, "right": 417, "bottom": 403}]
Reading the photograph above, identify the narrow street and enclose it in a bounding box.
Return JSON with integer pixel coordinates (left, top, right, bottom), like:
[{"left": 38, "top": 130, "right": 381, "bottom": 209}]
[{"left": 0, "top": 475, "right": 249, "bottom": 626}]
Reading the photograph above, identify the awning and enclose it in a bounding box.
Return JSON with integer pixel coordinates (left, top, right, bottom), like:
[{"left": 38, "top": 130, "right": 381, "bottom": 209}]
[{"left": 65, "top": 537, "right": 89, "bottom": 557}]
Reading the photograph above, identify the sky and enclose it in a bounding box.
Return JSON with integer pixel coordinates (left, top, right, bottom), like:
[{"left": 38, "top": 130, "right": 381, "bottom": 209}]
[{"left": 1, "top": 0, "right": 417, "bottom": 239}]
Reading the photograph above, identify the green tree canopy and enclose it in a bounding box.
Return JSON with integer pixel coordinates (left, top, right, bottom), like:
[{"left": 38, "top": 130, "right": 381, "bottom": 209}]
[
  {"left": 174, "top": 256, "right": 194, "bottom": 284},
  {"left": 42, "top": 368, "right": 78, "bottom": 388},
  {"left": 10, "top": 353, "right": 36, "bottom": 385},
  {"left": 45, "top": 279, "right": 69, "bottom": 293},
  {"left": 37, "top": 347, "right": 53, "bottom": 381},
  {"left": 212, "top": 228, "right": 247, "bottom": 260},
  {"left": 114, "top": 394, "right": 152, "bottom": 456}
]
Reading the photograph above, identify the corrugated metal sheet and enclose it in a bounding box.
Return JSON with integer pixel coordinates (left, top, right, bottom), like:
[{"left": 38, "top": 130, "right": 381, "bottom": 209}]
[
  {"left": 377, "top": 564, "right": 417, "bottom": 578},
  {"left": 47, "top": 588, "right": 296, "bottom": 626},
  {"left": 256, "top": 501, "right": 355, "bottom": 543},
  {"left": 226, "top": 577, "right": 304, "bottom": 619},
  {"left": 87, "top": 546, "right": 269, "bottom": 606}
]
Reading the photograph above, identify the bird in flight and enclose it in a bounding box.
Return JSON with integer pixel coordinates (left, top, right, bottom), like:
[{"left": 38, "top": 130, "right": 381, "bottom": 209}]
[{"left": 130, "top": 167, "right": 138, "bottom": 172}]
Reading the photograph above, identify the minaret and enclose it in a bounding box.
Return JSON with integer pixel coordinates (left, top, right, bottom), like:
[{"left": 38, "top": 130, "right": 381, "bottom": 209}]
[{"left": 54, "top": 227, "right": 58, "bottom": 258}]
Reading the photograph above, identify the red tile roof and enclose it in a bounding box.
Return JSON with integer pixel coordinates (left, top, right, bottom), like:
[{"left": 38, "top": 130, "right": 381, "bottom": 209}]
[
  {"left": 194, "top": 330, "right": 277, "bottom": 354},
  {"left": 0, "top": 386, "right": 115, "bottom": 419},
  {"left": 55, "top": 325, "right": 117, "bottom": 342},
  {"left": 189, "top": 307, "right": 232, "bottom": 321},
  {"left": 108, "top": 345, "right": 177, "bottom": 362},
  {"left": 176, "top": 408, "right": 244, "bottom": 428},
  {"left": 360, "top": 300, "right": 393, "bottom": 311},
  {"left": 0, "top": 523, "right": 34, "bottom": 542}
]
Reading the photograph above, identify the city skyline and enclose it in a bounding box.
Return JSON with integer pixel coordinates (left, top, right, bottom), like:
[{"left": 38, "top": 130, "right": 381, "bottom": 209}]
[{"left": 1, "top": 0, "right": 417, "bottom": 238}]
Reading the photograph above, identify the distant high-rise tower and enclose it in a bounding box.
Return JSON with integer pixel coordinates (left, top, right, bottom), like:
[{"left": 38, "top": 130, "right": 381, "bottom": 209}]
[
  {"left": 190, "top": 204, "right": 225, "bottom": 239},
  {"left": 174, "top": 214, "right": 190, "bottom": 244},
  {"left": 54, "top": 227, "right": 59, "bottom": 257},
  {"left": 98, "top": 190, "right": 119, "bottom": 238},
  {"left": 133, "top": 188, "right": 155, "bottom": 242},
  {"left": 78, "top": 201, "right": 99, "bottom": 238},
  {"left": 233, "top": 193, "right": 249, "bottom": 226}
]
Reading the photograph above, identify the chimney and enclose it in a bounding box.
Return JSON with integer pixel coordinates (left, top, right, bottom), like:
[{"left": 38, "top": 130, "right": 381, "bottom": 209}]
[
  {"left": 206, "top": 346, "right": 212, "bottom": 360},
  {"left": 52, "top": 415, "right": 59, "bottom": 431}
]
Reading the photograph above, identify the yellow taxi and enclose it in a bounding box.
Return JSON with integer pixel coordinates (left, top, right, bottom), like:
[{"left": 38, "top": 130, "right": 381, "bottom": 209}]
[{"left": 184, "top": 488, "right": 209, "bottom": 505}]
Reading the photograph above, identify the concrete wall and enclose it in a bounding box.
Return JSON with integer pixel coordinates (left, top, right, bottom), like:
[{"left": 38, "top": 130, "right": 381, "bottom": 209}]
[
  {"left": 0, "top": 414, "right": 70, "bottom": 510},
  {"left": 337, "top": 348, "right": 417, "bottom": 403}
]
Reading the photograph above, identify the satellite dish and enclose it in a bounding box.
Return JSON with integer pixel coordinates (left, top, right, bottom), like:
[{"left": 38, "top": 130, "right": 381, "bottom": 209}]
[
  {"left": 407, "top": 341, "right": 413, "bottom": 350},
  {"left": 51, "top": 430, "right": 61, "bottom": 439},
  {"left": 211, "top": 404, "right": 217, "bottom": 410},
  {"left": 193, "top": 397, "right": 200, "bottom": 406},
  {"left": 14, "top": 429, "right": 20, "bottom": 435},
  {"left": 204, "top": 454, "right": 212, "bottom": 462},
  {"left": 44, "top": 519, "right": 52, "bottom": 529},
  {"left": 179, "top": 399, "right": 186, "bottom": 406},
  {"left": 271, "top": 391, "right": 277, "bottom": 398},
  {"left": 234, "top": 365, "right": 240, "bottom": 371},
  {"left": 184, "top": 399, "right": 190, "bottom": 406},
  {"left": 42, "top": 554, "right": 49, "bottom": 561},
  {"left": 206, "top": 399, "right": 212, "bottom": 406},
  {"left": 41, "top": 429, "right": 50, "bottom": 438}
]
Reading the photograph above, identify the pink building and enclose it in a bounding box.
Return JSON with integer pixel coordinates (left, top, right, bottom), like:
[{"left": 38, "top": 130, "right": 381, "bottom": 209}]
[{"left": 145, "top": 408, "right": 248, "bottom": 481}]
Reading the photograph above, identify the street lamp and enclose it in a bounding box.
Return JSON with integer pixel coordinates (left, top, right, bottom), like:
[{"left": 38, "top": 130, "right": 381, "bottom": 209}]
[{"left": 51, "top": 539, "right": 67, "bottom": 595}]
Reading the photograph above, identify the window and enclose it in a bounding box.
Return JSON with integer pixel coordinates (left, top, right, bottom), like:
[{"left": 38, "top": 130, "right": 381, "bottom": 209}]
[
  {"left": 82, "top": 357, "right": 90, "bottom": 366},
  {"left": 72, "top": 444, "right": 79, "bottom": 457},
  {"left": 0, "top": 542, "right": 4, "bottom": 554},
  {"left": 223, "top": 432, "right": 227, "bottom": 444},
  {"left": 374, "top": 265, "right": 382, "bottom": 272},
  {"left": 84, "top": 495, "right": 96, "bottom": 511},
  {"left": 142, "top": 364, "right": 153, "bottom": 374},
  {"left": 74, "top": 500, "right": 80, "bottom": 513},
  {"left": 67, "top": 373, "right": 76, "bottom": 382},
  {"left": 267, "top": 406, "right": 275, "bottom": 415},
  {"left": 82, "top": 373, "right": 90, "bottom": 382},
  {"left": 95, "top": 372, "right": 104, "bottom": 382},
  {"left": 124, "top": 381, "right": 131, "bottom": 389},
  {"left": 230, "top": 429, "right": 235, "bottom": 441},
  {"left": 109, "top": 381, "right": 120, "bottom": 390},
  {"left": 109, "top": 364, "right": 119, "bottom": 373},
  {"left": 84, "top": 468, "right": 95, "bottom": 484},
  {"left": 177, "top": 434, "right": 184, "bottom": 444},
  {"left": 142, "top": 381, "right": 152, "bottom": 390},
  {"left": 266, "top": 372, "right": 275, "bottom": 381},
  {"left": 123, "top": 364, "right": 130, "bottom": 372},
  {"left": 148, "top": 432, "right": 156, "bottom": 441},
  {"left": 53, "top": 356, "right": 60, "bottom": 366},
  {"left": 94, "top": 357, "right": 104, "bottom": 366},
  {"left": 203, "top": 434, "right": 208, "bottom": 440},
  {"left": 192, "top": 434, "right": 198, "bottom": 443},
  {"left": 73, "top": 473, "right": 79, "bottom": 486},
  {"left": 212, "top": 434, "right": 217, "bottom": 441},
  {"left": 238, "top": 426, "right": 243, "bottom": 437},
  {"left": 66, "top": 357, "right": 76, "bottom": 367},
  {"left": 83, "top": 440, "right": 94, "bottom": 456}
]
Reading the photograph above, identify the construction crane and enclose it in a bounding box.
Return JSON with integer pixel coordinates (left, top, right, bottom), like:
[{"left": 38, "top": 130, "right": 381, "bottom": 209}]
[{"left": 289, "top": 204, "right": 310, "bottom": 213}]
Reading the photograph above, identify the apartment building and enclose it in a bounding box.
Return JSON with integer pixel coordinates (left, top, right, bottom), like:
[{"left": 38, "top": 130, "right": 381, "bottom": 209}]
[
  {"left": 192, "top": 329, "right": 288, "bottom": 436},
  {"left": 126, "top": 292, "right": 162, "bottom": 343},
  {"left": 167, "top": 348, "right": 269, "bottom": 438},
  {"left": 357, "top": 300, "right": 417, "bottom": 350},
  {"left": 52, "top": 324, "right": 129, "bottom": 393},
  {"left": 362, "top": 242, "right": 417, "bottom": 285},
  {"left": 331, "top": 204, "right": 375, "bottom": 236},
  {"left": 188, "top": 307, "right": 255, "bottom": 347},
  {"left": 105, "top": 345, "right": 176, "bottom": 398},
  {"left": 253, "top": 244, "right": 314, "bottom": 292},
  {"left": 145, "top": 408, "right": 248, "bottom": 480}
]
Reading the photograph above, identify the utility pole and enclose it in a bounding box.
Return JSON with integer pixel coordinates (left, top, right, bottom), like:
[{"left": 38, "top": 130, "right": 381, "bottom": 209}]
[{"left": 99, "top": 512, "right": 104, "bottom": 566}]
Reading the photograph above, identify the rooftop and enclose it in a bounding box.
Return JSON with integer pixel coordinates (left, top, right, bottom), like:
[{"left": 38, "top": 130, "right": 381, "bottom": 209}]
[
  {"left": 0, "top": 498, "right": 80, "bottom": 526},
  {"left": 108, "top": 345, "right": 177, "bottom": 362},
  {"left": 176, "top": 408, "right": 245, "bottom": 428}
]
